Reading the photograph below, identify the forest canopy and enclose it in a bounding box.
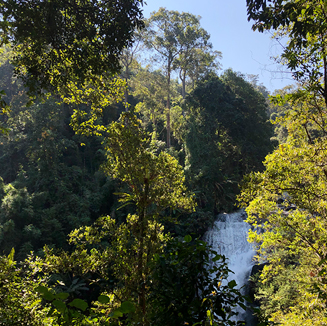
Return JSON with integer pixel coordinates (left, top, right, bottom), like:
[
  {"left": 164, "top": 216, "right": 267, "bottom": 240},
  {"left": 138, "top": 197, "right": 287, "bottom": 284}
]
[
  {"left": 0, "top": 2, "right": 280, "bottom": 326},
  {"left": 0, "top": 0, "right": 145, "bottom": 94}
]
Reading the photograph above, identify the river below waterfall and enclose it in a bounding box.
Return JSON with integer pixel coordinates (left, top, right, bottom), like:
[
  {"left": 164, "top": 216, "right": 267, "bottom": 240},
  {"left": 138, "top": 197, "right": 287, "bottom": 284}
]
[{"left": 204, "top": 209, "right": 256, "bottom": 324}]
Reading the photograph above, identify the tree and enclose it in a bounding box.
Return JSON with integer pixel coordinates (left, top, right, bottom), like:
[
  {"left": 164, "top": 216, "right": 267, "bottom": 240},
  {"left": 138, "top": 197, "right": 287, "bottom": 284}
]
[
  {"left": 180, "top": 47, "right": 222, "bottom": 93},
  {"left": 101, "top": 112, "right": 195, "bottom": 322},
  {"left": 0, "top": 46, "right": 15, "bottom": 133},
  {"left": 185, "top": 71, "right": 273, "bottom": 212},
  {"left": 144, "top": 8, "right": 183, "bottom": 148},
  {"left": 0, "top": 59, "right": 120, "bottom": 259},
  {"left": 1, "top": 225, "right": 246, "bottom": 326},
  {"left": 0, "top": 0, "right": 145, "bottom": 95},
  {"left": 132, "top": 67, "right": 185, "bottom": 146},
  {"left": 238, "top": 97, "right": 327, "bottom": 323},
  {"left": 132, "top": 67, "right": 167, "bottom": 133},
  {"left": 149, "top": 236, "right": 246, "bottom": 326},
  {"left": 120, "top": 32, "right": 143, "bottom": 108},
  {"left": 246, "top": 0, "right": 327, "bottom": 103},
  {"left": 144, "top": 8, "right": 214, "bottom": 147},
  {"left": 170, "top": 14, "right": 217, "bottom": 99},
  {"left": 0, "top": 111, "right": 195, "bottom": 325},
  {"left": 175, "top": 44, "right": 221, "bottom": 99},
  {"left": 0, "top": 249, "right": 46, "bottom": 325},
  {"left": 267, "top": 85, "right": 295, "bottom": 144},
  {"left": 241, "top": 2, "right": 327, "bottom": 324},
  {"left": 238, "top": 55, "right": 327, "bottom": 326}
]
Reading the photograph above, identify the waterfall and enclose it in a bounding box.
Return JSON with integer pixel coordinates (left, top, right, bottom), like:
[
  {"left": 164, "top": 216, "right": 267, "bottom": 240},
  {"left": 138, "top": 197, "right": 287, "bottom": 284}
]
[{"left": 204, "top": 209, "right": 256, "bottom": 323}]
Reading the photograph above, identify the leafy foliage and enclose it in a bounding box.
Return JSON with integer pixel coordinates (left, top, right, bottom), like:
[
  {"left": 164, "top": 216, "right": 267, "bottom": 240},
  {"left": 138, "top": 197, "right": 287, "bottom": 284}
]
[
  {"left": 241, "top": 2, "right": 327, "bottom": 323},
  {"left": 239, "top": 89, "right": 327, "bottom": 324},
  {"left": 0, "top": 90, "right": 118, "bottom": 259},
  {"left": 102, "top": 112, "right": 195, "bottom": 215},
  {"left": 185, "top": 70, "right": 274, "bottom": 212},
  {"left": 0, "top": 5, "right": 279, "bottom": 325},
  {"left": 149, "top": 236, "right": 246, "bottom": 326},
  {"left": 0, "top": 0, "right": 144, "bottom": 94},
  {"left": 0, "top": 249, "right": 46, "bottom": 325},
  {"left": 247, "top": 0, "right": 327, "bottom": 98},
  {"left": 101, "top": 112, "right": 195, "bottom": 322},
  {"left": 144, "top": 7, "right": 218, "bottom": 146}
]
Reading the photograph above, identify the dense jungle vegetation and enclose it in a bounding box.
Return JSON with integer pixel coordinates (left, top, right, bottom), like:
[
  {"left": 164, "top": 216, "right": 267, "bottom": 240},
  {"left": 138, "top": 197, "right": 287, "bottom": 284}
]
[
  {"left": 239, "top": 0, "right": 327, "bottom": 325},
  {"left": 1, "top": 0, "right": 327, "bottom": 325}
]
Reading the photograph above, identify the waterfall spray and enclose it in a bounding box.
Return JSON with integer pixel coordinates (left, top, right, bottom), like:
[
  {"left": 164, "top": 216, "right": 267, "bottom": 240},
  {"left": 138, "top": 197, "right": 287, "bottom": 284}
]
[{"left": 204, "top": 210, "right": 256, "bottom": 323}]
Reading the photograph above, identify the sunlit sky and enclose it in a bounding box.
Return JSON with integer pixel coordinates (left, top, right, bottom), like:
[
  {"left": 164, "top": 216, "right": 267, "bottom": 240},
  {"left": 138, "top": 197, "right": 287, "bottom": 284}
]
[{"left": 142, "top": 0, "right": 295, "bottom": 93}]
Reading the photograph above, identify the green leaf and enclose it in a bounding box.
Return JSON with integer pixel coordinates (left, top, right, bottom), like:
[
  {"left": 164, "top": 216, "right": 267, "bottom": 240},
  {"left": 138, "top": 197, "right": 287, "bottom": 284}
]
[
  {"left": 238, "top": 302, "right": 247, "bottom": 310},
  {"left": 120, "top": 301, "right": 135, "bottom": 313},
  {"left": 43, "top": 291, "right": 55, "bottom": 301},
  {"left": 68, "top": 298, "right": 88, "bottom": 311},
  {"left": 52, "top": 299, "right": 67, "bottom": 313},
  {"left": 72, "top": 278, "right": 79, "bottom": 285},
  {"left": 87, "top": 317, "right": 98, "bottom": 323},
  {"left": 35, "top": 286, "right": 49, "bottom": 294},
  {"left": 228, "top": 280, "right": 237, "bottom": 289},
  {"left": 97, "top": 295, "right": 110, "bottom": 304},
  {"left": 55, "top": 292, "right": 69, "bottom": 300},
  {"left": 184, "top": 234, "right": 192, "bottom": 243},
  {"left": 110, "top": 310, "right": 123, "bottom": 318},
  {"left": 35, "top": 286, "right": 55, "bottom": 301},
  {"left": 212, "top": 254, "right": 222, "bottom": 262},
  {"left": 47, "top": 307, "right": 55, "bottom": 317},
  {"left": 153, "top": 253, "right": 160, "bottom": 261}
]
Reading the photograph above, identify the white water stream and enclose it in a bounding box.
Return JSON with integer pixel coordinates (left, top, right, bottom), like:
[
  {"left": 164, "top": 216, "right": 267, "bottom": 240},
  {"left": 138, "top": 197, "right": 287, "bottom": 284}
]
[{"left": 204, "top": 210, "right": 256, "bottom": 321}]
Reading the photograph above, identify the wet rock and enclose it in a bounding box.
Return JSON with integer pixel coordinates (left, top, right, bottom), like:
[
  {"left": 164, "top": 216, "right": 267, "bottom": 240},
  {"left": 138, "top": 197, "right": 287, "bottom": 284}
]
[
  {"left": 248, "top": 263, "right": 268, "bottom": 305},
  {"left": 250, "top": 263, "right": 268, "bottom": 277}
]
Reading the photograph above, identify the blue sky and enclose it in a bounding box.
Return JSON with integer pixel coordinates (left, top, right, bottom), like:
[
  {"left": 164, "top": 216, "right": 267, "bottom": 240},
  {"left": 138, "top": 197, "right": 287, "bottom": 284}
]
[{"left": 142, "top": 0, "right": 295, "bottom": 93}]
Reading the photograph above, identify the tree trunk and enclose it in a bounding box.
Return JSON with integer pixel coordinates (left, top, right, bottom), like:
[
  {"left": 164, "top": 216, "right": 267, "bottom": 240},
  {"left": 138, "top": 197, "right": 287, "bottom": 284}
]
[
  {"left": 137, "top": 180, "right": 149, "bottom": 324},
  {"left": 124, "top": 64, "right": 129, "bottom": 111},
  {"left": 181, "top": 69, "right": 186, "bottom": 99},
  {"left": 166, "top": 54, "right": 172, "bottom": 148},
  {"left": 137, "top": 214, "right": 146, "bottom": 317},
  {"left": 166, "top": 110, "right": 170, "bottom": 148}
]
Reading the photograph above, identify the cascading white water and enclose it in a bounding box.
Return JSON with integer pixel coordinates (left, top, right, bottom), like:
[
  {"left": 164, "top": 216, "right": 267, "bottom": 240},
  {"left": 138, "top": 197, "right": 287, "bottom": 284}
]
[{"left": 204, "top": 209, "right": 255, "bottom": 321}]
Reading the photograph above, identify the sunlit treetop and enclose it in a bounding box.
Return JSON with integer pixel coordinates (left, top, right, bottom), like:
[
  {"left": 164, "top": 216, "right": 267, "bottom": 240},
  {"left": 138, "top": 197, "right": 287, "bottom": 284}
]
[
  {"left": 0, "top": 0, "right": 144, "bottom": 95},
  {"left": 247, "top": 0, "right": 327, "bottom": 100},
  {"left": 246, "top": 0, "right": 327, "bottom": 51}
]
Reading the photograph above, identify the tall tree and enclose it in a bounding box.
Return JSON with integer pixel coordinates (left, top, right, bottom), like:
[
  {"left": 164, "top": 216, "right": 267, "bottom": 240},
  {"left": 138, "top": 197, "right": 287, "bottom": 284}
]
[
  {"left": 181, "top": 48, "right": 222, "bottom": 92},
  {"left": 132, "top": 67, "right": 167, "bottom": 133},
  {"left": 144, "top": 8, "right": 215, "bottom": 147},
  {"left": 120, "top": 32, "right": 143, "bottom": 108},
  {"left": 144, "top": 8, "right": 182, "bottom": 148},
  {"left": 101, "top": 112, "right": 195, "bottom": 321},
  {"left": 171, "top": 14, "right": 216, "bottom": 99}
]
